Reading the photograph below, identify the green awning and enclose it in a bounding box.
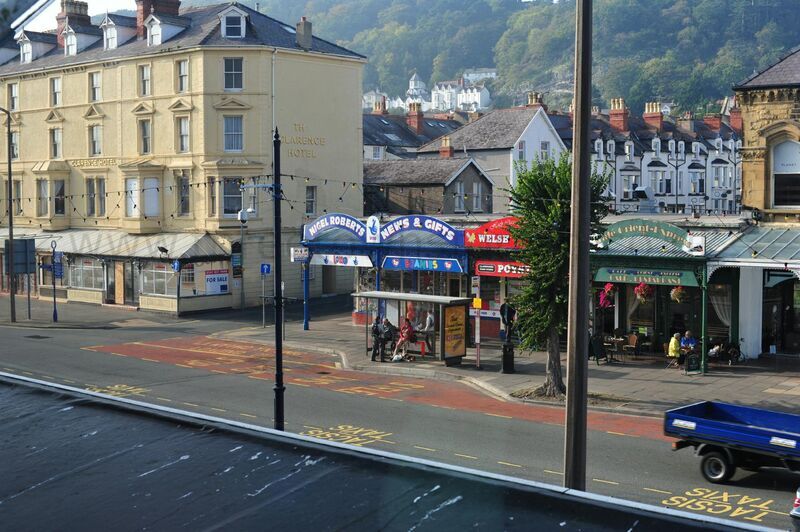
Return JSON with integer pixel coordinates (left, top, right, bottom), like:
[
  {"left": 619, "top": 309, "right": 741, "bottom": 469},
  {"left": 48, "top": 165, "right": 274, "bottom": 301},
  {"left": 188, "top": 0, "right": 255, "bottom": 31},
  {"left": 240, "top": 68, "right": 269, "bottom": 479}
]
[{"left": 595, "top": 267, "right": 699, "bottom": 287}]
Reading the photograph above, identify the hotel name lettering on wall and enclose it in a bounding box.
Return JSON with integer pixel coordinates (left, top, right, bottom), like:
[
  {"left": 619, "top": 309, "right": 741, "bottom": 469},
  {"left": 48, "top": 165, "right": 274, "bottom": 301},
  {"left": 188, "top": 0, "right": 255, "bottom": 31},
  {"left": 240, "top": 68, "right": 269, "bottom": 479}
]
[
  {"left": 70, "top": 158, "right": 117, "bottom": 168},
  {"left": 285, "top": 123, "right": 327, "bottom": 159}
]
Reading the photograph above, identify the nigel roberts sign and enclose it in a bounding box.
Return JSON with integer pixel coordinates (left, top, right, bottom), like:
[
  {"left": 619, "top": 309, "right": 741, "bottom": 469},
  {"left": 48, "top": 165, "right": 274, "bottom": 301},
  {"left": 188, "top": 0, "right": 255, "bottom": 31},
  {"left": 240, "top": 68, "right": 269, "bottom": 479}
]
[
  {"left": 595, "top": 267, "right": 699, "bottom": 287},
  {"left": 303, "top": 213, "right": 366, "bottom": 242}
]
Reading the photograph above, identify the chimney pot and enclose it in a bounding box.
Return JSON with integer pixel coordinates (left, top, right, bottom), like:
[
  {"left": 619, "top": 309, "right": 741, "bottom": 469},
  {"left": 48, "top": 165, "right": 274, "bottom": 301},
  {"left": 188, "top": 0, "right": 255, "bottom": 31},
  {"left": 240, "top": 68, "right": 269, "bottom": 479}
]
[
  {"left": 406, "top": 102, "right": 424, "bottom": 134},
  {"left": 439, "top": 135, "right": 454, "bottom": 159},
  {"left": 296, "top": 16, "right": 312, "bottom": 51},
  {"left": 704, "top": 113, "right": 722, "bottom": 132},
  {"left": 135, "top": 0, "right": 181, "bottom": 38},
  {"left": 57, "top": 0, "right": 91, "bottom": 47},
  {"left": 643, "top": 101, "right": 664, "bottom": 131}
]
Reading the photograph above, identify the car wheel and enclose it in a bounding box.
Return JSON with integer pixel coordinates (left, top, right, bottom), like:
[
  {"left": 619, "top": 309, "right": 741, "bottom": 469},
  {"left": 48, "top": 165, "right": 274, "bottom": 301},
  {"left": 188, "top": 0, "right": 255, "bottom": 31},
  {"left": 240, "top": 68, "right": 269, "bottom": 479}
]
[{"left": 701, "top": 451, "right": 735, "bottom": 483}]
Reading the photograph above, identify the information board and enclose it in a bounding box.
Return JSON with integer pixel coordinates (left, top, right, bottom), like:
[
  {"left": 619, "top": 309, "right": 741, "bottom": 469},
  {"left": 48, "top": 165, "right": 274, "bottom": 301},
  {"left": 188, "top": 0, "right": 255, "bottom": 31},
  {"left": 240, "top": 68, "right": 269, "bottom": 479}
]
[{"left": 443, "top": 305, "right": 466, "bottom": 358}]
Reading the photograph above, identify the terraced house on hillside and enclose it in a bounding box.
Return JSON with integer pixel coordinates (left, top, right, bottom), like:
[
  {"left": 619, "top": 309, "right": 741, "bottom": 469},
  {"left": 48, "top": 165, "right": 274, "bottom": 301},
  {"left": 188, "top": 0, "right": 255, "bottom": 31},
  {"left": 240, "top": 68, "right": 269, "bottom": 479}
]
[{"left": 0, "top": 0, "right": 365, "bottom": 313}]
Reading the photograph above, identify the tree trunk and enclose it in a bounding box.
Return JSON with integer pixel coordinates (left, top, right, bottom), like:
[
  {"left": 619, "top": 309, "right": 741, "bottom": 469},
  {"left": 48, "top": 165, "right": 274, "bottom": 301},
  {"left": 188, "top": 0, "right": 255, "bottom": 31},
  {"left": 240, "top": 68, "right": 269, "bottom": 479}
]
[{"left": 539, "top": 327, "right": 566, "bottom": 397}]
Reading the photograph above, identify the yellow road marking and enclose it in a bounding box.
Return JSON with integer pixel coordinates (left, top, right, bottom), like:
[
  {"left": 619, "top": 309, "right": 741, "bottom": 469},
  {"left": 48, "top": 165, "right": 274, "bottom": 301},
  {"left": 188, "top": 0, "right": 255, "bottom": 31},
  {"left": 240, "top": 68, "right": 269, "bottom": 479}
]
[
  {"left": 544, "top": 470, "right": 562, "bottom": 476},
  {"left": 454, "top": 453, "right": 478, "bottom": 460},
  {"left": 156, "top": 397, "right": 172, "bottom": 402},
  {"left": 485, "top": 413, "right": 512, "bottom": 419},
  {"left": 142, "top": 358, "right": 159, "bottom": 363},
  {"left": 606, "top": 431, "right": 628, "bottom": 436},
  {"left": 62, "top": 379, "right": 75, "bottom": 383},
  {"left": 183, "top": 402, "right": 199, "bottom": 407},
  {"left": 176, "top": 364, "right": 193, "bottom": 369},
  {"left": 592, "top": 478, "right": 619, "bottom": 485},
  {"left": 131, "top": 341, "right": 337, "bottom": 369},
  {"left": 210, "top": 407, "right": 226, "bottom": 412},
  {"left": 644, "top": 488, "right": 672, "bottom": 495},
  {"left": 413, "top": 445, "right": 436, "bottom": 452},
  {"left": 498, "top": 461, "right": 522, "bottom": 468},
  {"left": 240, "top": 413, "right": 257, "bottom": 419},
  {"left": 2, "top": 367, "right": 14, "bottom": 372},
  {"left": 292, "top": 383, "right": 311, "bottom": 387},
  {"left": 41, "top": 375, "right": 54, "bottom": 379}
]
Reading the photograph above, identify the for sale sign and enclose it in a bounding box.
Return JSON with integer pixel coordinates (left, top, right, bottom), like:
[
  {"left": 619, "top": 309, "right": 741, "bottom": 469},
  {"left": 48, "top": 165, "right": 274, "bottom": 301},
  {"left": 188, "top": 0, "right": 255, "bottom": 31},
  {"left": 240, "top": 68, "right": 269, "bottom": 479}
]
[{"left": 205, "top": 269, "right": 229, "bottom": 295}]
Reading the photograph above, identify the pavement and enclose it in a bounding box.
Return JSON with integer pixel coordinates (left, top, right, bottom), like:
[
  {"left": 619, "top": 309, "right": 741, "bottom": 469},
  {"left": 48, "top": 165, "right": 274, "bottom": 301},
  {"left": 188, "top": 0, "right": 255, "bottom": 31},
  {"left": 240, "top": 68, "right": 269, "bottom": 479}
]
[{"left": 3, "top": 292, "right": 800, "bottom": 417}]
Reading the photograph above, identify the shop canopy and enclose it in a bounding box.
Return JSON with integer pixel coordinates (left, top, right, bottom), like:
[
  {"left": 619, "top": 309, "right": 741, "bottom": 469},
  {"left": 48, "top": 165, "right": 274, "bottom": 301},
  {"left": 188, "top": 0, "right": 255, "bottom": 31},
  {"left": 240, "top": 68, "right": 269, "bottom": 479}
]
[
  {"left": 0, "top": 229, "right": 229, "bottom": 261},
  {"left": 353, "top": 291, "right": 472, "bottom": 306},
  {"left": 714, "top": 227, "right": 800, "bottom": 263}
]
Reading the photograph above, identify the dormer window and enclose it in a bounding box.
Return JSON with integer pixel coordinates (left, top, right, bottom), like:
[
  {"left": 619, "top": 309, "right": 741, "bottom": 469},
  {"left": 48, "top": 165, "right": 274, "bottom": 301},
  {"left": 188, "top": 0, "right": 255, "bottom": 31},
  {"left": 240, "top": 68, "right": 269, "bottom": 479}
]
[
  {"left": 104, "top": 26, "right": 117, "bottom": 50},
  {"left": 148, "top": 22, "right": 162, "bottom": 46},
  {"left": 20, "top": 40, "right": 32, "bottom": 64},
  {"left": 65, "top": 31, "right": 77, "bottom": 56},
  {"left": 219, "top": 6, "right": 247, "bottom": 39},
  {"left": 225, "top": 16, "right": 242, "bottom": 37}
]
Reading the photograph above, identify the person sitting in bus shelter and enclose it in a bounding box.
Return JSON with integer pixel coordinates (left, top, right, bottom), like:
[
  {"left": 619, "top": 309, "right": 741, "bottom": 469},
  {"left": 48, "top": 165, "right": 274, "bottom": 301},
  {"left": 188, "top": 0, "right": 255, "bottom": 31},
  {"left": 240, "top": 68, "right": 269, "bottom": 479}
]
[{"left": 392, "top": 315, "right": 416, "bottom": 362}]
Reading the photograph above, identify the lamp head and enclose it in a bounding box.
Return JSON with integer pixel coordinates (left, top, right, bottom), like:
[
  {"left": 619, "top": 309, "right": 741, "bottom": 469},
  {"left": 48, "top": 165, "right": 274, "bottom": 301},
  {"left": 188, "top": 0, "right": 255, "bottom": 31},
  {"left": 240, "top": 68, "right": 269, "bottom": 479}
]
[{"left": 238, "top": 209, "right": 249, "bottom": 223}]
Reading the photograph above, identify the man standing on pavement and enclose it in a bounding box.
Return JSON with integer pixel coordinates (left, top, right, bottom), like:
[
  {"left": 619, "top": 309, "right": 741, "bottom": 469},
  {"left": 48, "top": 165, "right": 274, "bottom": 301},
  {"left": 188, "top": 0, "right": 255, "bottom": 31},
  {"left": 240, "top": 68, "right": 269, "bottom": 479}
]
[{"left": 371, "top": 316, "right": 384, "bottom": 362}]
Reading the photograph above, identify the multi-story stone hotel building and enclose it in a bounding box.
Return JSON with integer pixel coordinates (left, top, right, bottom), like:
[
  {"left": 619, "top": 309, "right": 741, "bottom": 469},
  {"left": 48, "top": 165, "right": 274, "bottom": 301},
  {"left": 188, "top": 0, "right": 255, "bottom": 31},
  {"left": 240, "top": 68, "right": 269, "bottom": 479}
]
[{"left": 0, "top": 0, "right": 364, "bottom": 313}]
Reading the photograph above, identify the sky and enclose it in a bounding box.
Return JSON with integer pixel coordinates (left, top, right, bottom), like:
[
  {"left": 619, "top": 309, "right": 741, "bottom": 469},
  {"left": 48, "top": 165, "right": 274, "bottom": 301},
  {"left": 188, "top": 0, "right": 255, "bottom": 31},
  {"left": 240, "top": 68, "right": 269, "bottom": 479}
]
[{"left": 24, "top": 0, "right": 136, "bottom": 31}]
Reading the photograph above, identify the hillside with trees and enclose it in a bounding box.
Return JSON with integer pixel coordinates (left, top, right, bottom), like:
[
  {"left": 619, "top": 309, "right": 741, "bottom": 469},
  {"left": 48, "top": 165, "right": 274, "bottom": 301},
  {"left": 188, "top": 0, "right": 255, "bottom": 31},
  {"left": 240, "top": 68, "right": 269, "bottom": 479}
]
[{"left": 185, "top": 0, "right": 800, "bottom": 113}]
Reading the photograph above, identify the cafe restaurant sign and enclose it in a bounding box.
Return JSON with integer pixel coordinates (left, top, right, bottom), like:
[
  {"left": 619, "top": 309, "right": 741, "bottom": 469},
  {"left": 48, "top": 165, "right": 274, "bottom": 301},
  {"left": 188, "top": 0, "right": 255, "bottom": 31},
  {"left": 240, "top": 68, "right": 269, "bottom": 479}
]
[
  {"left": 595, "top": 267, "right": 699, "bottom": 287},
  {"left": 465, "top": 217, "right": 520, "bottom": 249},
  {"left": 597, "top": 219, "right": 705, "bottom": 257}
]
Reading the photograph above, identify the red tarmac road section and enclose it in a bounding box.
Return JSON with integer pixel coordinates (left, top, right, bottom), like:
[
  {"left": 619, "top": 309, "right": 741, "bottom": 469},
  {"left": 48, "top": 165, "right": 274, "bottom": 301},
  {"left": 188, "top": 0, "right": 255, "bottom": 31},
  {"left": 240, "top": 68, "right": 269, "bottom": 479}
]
[{"left": 84, "top": 336, "right": 669, "bottom": 442}]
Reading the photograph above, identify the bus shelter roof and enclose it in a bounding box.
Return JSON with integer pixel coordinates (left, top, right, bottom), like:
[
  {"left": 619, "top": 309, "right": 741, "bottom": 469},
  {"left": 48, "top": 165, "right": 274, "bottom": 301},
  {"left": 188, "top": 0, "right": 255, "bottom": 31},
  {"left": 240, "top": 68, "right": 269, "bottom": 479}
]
[{"left": 352, "top": 291, "right": 472, "bottom": 306}]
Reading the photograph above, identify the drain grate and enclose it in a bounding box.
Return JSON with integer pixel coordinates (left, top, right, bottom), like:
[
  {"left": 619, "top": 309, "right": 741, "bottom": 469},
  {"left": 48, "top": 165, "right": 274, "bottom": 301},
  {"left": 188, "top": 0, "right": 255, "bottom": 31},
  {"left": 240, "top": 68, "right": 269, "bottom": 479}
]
[
  {"left": 24, "top": 335, "right": 51, "bottom": 340},
  {"left": 317, "top": 371, "right": 331, "bottom": 375}
]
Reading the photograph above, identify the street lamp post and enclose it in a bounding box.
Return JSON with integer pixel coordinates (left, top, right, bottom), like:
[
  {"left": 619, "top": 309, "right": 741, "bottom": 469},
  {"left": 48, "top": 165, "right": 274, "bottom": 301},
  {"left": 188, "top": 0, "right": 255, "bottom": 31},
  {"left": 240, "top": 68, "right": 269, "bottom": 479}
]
[
  {"left": 1, "top": 106, "right": 15, "bottom": 322},
  {"left": 668, "top": 140, "right": 686, "bottom": 214},
  {"left": 728, "top": 139, "right": 743, "bottom": 214},
  {"left": 595, "top": 137, "right": 618, "bottom": 208},
  {"left": 237, "top": 208, "right": 248, "bottom": 310}
]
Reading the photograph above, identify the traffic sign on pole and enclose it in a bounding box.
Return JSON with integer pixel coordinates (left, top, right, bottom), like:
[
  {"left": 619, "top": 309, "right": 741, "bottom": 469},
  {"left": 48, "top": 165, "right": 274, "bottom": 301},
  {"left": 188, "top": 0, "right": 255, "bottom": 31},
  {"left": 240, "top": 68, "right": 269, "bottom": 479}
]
[{"left": 261, "top": 263, "right": 272, "bottom": 276}]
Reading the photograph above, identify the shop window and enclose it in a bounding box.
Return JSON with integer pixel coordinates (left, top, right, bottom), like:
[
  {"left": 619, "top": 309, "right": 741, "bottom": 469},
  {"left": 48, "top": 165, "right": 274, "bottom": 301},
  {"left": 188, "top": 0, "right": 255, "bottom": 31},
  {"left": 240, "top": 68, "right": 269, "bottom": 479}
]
[
  {"left": 141, "top": 261, "right": 177, "bottom": 296},
  {"left": 69, "top": 258, "right": 104, "bottom": 289}
]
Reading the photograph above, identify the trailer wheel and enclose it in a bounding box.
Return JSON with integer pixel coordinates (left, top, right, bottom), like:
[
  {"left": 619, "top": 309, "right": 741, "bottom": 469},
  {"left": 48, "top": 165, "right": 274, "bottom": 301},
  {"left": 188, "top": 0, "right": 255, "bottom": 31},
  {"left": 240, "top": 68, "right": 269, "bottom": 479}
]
[{"left": 701, "top": 451, "right": 735, "bottom": 483}]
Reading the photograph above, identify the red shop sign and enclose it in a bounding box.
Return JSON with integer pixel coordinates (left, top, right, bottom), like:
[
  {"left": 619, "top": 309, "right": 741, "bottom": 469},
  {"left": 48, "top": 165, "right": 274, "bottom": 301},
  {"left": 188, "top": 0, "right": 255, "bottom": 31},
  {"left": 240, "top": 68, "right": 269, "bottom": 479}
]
[
  {"left": 464, "top": 217, "right": 520, "bottom": 249},
  {"left": 474, "top": 260, "right": 530, "bottom": 278}
]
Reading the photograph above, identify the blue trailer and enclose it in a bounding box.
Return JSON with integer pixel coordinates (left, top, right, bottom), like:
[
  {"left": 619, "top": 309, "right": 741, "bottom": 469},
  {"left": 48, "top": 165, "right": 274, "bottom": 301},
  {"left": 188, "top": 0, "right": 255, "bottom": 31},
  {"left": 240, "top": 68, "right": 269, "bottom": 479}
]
[{"left": 664, "top": 401, "right": 800, "bottom": 483}]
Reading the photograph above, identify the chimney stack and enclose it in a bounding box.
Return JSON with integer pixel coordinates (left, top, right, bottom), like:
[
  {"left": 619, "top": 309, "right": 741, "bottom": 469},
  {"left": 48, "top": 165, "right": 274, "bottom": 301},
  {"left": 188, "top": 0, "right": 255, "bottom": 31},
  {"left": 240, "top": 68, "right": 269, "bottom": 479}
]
[
  {"left": 678, "top": 111, "right": 695, "bottom": 133},
  {"left": 439, "top": 136, "right": 454, "bottom": 159},
  {"left": 643, "top": 101, "right": 663, "bottom": 131},
  {"left": 296, "top": 16, "right": 312, "bottom": 51},
  {"left": 728, "top": 107, "right": 743, "bottom": 135},
  {"left": 406, "top": 102, "right": 423, "bottom": 134},
  {"left": 135, "top": 0, "right": 181, "bottom": 38},
  {"left": 526, "top": 91, "right": 547, "bottom": 111},
  {"left": 609, "top": 98, "right": 629, "bottom": 133},
  {"left": 704, "top": 113, "right": 722, "bottom": 132},
  {"left": 56, "top": 0, "right": 91, "bottom": 47},
  {"left": 371, "top": 96, "right": 388, "bottom": 115},
  {"left": 468, "top": 110, "right": 481, "bottom": 123}
]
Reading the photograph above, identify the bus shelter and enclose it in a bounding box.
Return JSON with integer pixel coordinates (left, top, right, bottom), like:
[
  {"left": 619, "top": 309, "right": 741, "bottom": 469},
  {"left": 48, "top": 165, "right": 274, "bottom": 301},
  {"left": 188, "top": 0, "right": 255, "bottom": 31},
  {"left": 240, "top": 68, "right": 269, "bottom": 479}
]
[{"left": 354, "top": 291, "right": 472, "bottom": 366}]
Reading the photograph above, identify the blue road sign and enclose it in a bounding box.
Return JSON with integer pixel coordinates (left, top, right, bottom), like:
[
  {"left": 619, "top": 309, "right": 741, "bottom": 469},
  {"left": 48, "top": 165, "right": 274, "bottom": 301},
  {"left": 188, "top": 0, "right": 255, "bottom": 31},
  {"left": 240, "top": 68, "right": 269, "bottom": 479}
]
[
  {"left": 53, "top": 263, "right": 63, "bottom": 279},
  {"left": 172, "top": 260, "right": 181, "bottom": 272},
  {"left": 261, "top": 263, "right": 272, "bottom": 276}
]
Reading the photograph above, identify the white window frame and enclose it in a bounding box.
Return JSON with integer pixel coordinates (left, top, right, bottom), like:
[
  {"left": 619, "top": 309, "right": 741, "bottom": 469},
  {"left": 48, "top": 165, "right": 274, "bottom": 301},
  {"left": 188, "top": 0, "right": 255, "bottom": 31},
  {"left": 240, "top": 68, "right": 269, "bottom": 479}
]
[
  {"left": 177, "top": 116, "right": 190, "bottom": 153},
  {"left": 65, "top": 31, "right": 77, "bottom": 56},
  {"left": 176, "top": 170, "right": 190, "bottom": 216},
  {"left": 223, "top": 177, "right": 242, "bottom": 217},
  {"left": 51, "top": 77, "right": 62, "bottom": 106},
  {"left": 143, "top": 177, "right": 160, "bottom": 218},
  {"left": 139, "top": 64, "right": 151, "bottom": 96},
  {"left": 176, "top": 59, "right": 189, "bottom": 93},
  {"left": 86, "top": 178, "right": 96, "bottom": 216},
  {"left": 53, "top": 179, "right": 65, "bottom": 216},
  {"left": 454, "top": 181, "right": 465, "bottom": 212},
  {"left": 141, "top": 261, "right": 177, "bottom": 296},
  {"left": 223, "top": 15, "right": 244, "bottom": 39},
  {"left": 104, "top": 26, "right": 117, "bottom": 50},
  {"left": 69, "top": 258, "right": 105, "bottom": 290},
  {"left": 8, "top": 83, "right": 18, "bottom": 110},
  {"left": 50, "top": 128, "right": 62, "bottom": 159},
  {"left": 125, "top": 178, "right": 139, "bottom": 217},
  {"left": 540, "top": 140, "right": 550, "bottom": 160},
  {"left": 20, "top": 41, "right": 32, "bottom": 64},
  {"left": 139, "top": 119, "right": 152, "bottom": 155},
  {"left": 89, "top": 72, "right": 101, "bottom": 102},
  {"left": 223, "top": 115, "right": 243, "bottom": 152},
  {"left": 305, "top": 185, "right": 317, "bottom": 215},
  {"left": 36, "top": 179, "right": 48, "bottom": 217},
  {"left": 223, "top": 57, "right": 243, "bottom": 91},
  {"left": 148, "top": 22, "right": 162, "bottom": 46},
  {"left": 10, "top": 130, "right": 19, "bottom": 160},
  {"left": 89, "top": 125, "right": 102, "bottom": 156},
  {"left": 517, "top": 140, "right": 525, "bottom": 161},
  {"left": 208, "top": 177, "right": 217, "bottom": 216},
  {"left": 97, "top": 178, "right": 106, "bottom": 217},
  {"left": 13, "top": 180, "right": 22, "bottom": 215}
]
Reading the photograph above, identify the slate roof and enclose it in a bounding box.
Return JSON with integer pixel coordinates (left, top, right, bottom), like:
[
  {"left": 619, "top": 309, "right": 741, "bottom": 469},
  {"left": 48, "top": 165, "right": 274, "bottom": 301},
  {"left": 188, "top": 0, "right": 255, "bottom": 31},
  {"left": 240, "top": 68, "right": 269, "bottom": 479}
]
[
  {"left": 105, "top": 14, "right": 137, "bottom": 28},
  {"left": 19, "top": 30, "right": 57, "bottom": 44},
  {"left": 0, "top": 2, "right": 363, "bottom": 76},
  {"left": 363, "top": 113, "right": 461, "bottom": 150},
  {"left": 417, "top": 107, "right": 538, "bottom": 153},
  {"left": 734, "top": 46, "right": 800, "bottom": 90},
  {"left": 67, "top": 24, "right": 103, "bottom": 36},
  {"left": 364, "top": 158, "right": 474, "bottom": 186}
]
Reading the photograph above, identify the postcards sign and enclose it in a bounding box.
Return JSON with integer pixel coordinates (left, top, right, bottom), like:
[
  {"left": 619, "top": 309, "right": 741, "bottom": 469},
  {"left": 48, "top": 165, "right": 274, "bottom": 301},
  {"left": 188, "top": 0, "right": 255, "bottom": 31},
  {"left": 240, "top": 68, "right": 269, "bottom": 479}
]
[{"left": 465, "top": 217, "right": 520, "bottom": 249}]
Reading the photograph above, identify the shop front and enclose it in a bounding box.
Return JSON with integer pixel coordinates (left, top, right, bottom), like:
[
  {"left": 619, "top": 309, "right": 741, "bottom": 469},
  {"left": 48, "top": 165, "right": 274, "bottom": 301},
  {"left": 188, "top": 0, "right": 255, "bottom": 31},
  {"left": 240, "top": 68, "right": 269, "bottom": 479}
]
[
  {"left": 302, "top": 213, "right": 468, "bottom": 326},
  {"left": 591, "top": 219, "right": 737, "bottom": 370},
  {"left": 464, "top": 217, "right": 526, "bottom": 341}
]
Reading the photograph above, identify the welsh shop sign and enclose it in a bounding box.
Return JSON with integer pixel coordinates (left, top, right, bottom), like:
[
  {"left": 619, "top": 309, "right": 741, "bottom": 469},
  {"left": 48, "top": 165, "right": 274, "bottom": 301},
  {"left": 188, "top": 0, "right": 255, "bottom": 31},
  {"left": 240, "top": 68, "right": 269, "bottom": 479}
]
[
  {"left": 382, "top": 256, "right": 464, "bottom": 273},
  {"left": 379, "top": 216, "right": 464, "bottom": 246},
  {"left": 465, "top": 217, "right": 520, "bottom": 249},
  {"left": 475, "top": 260, "right": 530, "bottom": 278},
  {"left": 303, "top": 213, "right": 366, "bottom": 242}
]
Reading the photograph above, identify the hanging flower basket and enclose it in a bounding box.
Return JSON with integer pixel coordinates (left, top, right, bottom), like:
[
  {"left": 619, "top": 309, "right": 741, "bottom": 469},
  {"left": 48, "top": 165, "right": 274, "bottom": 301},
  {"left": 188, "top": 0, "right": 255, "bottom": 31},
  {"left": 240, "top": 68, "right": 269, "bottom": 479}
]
[
  {"left": 670, "top": 286, "right": 686, "bottom": 303},
  {"left": 634, "top": 282, "right": 653, "bottom": 304},
  {"left": 598, "top": 283, "right": 616, "bottom": 309}
]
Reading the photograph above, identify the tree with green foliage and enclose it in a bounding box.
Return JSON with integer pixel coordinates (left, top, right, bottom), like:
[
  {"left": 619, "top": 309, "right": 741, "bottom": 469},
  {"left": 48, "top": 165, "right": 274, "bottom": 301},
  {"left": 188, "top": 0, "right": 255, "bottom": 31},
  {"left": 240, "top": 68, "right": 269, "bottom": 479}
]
[{"left": 508, "top": 155, "right": 608, "bottom": 397}]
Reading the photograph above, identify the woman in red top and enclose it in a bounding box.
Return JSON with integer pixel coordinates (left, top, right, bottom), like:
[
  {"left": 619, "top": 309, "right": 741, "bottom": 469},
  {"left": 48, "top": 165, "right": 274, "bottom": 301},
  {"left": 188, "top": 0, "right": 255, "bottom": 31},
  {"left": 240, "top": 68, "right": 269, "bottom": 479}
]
[{"left": 393, "top": 315, "right": 416, "bottom": 359}]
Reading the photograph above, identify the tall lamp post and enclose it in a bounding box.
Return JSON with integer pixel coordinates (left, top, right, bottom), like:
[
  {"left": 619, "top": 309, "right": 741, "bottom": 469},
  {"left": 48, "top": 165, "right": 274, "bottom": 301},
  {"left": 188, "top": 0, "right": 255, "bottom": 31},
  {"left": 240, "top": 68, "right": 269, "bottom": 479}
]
[
  {"left": 667, "top": 139, "right": 686, "bottom": 214},
  {"left": 1, "top": 106, "right": 15, "bottom": 322},
  {"left": 237, "top": 208, "right": 248, "bottom": 310},
  {"left": 595, "top": 137, "right": 617, "bottom": 208},
  {"left": 728, "top": 139, "right": 743, "bottom": 214}
]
